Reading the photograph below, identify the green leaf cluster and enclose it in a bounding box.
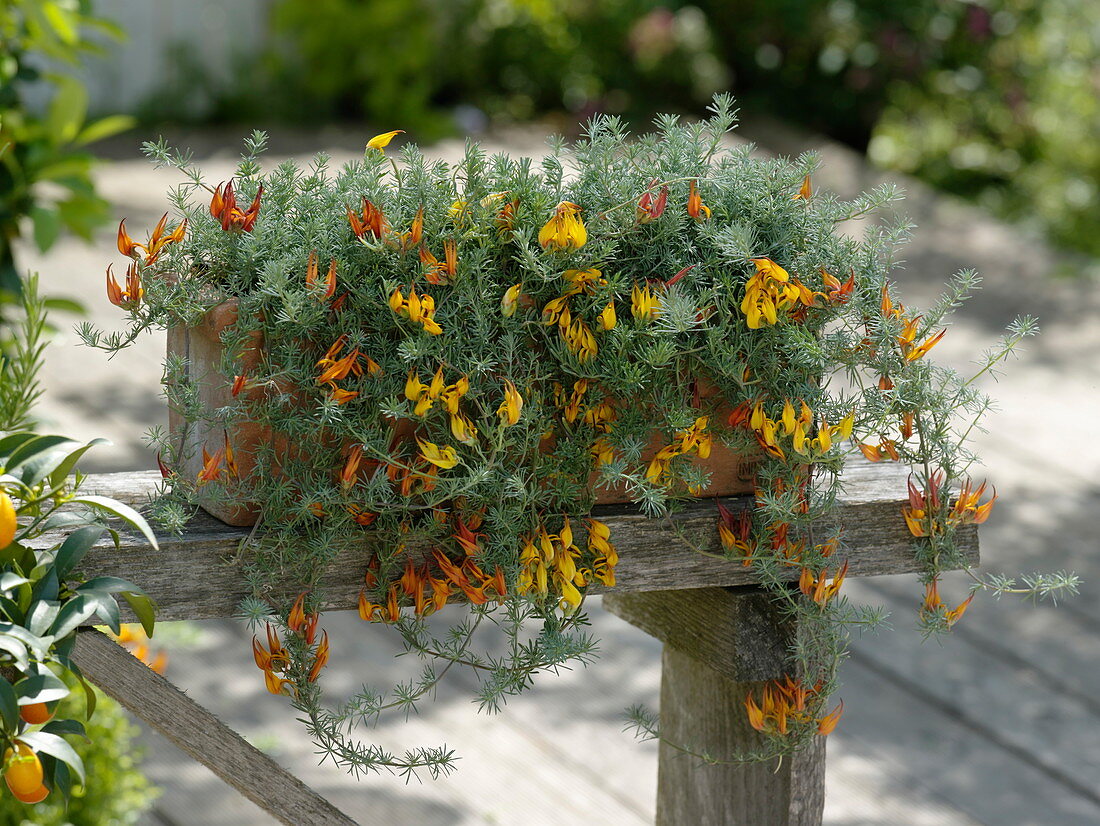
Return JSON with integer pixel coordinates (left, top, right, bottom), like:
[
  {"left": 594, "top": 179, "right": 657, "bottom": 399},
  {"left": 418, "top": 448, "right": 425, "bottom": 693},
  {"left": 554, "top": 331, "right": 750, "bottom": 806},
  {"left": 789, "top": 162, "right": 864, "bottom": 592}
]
[
  {"left": 0, "top": 686, "right": 158, "bottom": 825},
  {"left": 0, "top": 250, "right": 159, "bottom": 813},
  {"left": 0, "top": 431, "right": 158, "bottom": 804},
  {"left": 0, "top": 0, "right": 134, "bottom": 303}
]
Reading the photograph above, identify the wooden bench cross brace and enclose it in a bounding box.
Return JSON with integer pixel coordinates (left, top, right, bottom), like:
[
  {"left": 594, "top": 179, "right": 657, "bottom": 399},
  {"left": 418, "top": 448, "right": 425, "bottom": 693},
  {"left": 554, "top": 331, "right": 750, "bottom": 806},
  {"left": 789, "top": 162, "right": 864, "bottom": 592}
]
[{"left": 47, "top": 460, "right": 976, "bottom": 826}]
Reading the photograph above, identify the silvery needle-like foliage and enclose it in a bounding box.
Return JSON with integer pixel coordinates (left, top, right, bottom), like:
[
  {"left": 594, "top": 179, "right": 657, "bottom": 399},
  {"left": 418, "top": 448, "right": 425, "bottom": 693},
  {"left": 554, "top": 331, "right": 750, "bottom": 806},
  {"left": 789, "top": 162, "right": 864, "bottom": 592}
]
[{"left": 82, "top": 96, "right": 1075, "bottom": 776}]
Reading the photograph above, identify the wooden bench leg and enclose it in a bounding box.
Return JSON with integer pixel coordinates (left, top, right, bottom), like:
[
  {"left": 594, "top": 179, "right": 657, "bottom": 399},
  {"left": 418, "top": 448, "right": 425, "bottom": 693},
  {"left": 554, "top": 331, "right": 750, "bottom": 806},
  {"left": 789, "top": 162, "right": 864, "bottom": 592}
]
[
  {"left": 657, "top": 645, "right": 826, "bottom": 825},
  {"left": 604, "top": 587, "right": 826, "bottom": 826}
]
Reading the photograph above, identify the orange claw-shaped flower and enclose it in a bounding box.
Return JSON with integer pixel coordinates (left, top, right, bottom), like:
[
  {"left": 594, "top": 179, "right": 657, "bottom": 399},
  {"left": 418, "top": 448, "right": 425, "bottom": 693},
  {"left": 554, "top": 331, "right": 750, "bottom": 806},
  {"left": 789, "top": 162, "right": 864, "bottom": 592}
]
[
  {"left": 253, "top": 634, "right": 283, "bottom": 671},
  {"left": 432, "top": 549, "right": 473, "bottom": 591},
  {"left": 905, "top": 328, "right": 946, "bottom": 362},
  {"left": 264, "top": 670, "right": 294, "bottom": 697},
  {"left": 398, "top": 205, "right": 425, "bottom": 251},
  {"left": 859, "top": 437, "right": 900, "bottom": 463},
  {"left": 687, "top": 179, "right": 711, "bottom": 221},
  {"left": 792, "top": 174, "right": 813, "bottom": 201},
  {"left": 210, "top": 179, "right": 262, "bottom": 232},
  {"left": 745, "top": 693, "right": 766, "bottom": 732},
  {"left": 106, "top": 263, "right": 144, "bottom": 310},
  {"left": 223, "top": 432, "right": 239, "bottom": 479},
  {"left": 265, "top": 624, "right": 288, "bottom": 664},
  {"left": 881, "top": 284, "right": 904, "bottom": 320},
  {"left": 196, "top": 445, "right": 225, "bottom": 485},
  {"left": 358, "top": 590, "right": 383, "bottom": 622},
  {"left": 746, "top": 677, "right": 841, "bottom": 738},
  {"left": 117, "top": 213, "right": 186, "bottom": 264},
  {"left": 287, "top": 592, "right": 307, "bottom": 634},
  {"left": 307, "top": 630, "right": 330, "bottom": 682},
  {"left": 951, "top": 478, "right": 997, "bottom": 525},
  {"left": 428, "top": 573, "right": 452, "bottom": 612},
  {"left": 484, "top": 565, "right": 508, "bottom": 600},
  {"left": 347, "top": 197, "right": 388, "bottom": 241},
  {"left": 420, "top": 238, "right": 457, "bottom": 284},
  {"left": 716, "top": 499, "right": 754, "bottom": 565},
  {"left": 383, "top": 584, "right": 401, "bottom": 622},
  {"left": 636, "top": 182, "right": 669, "bottom": 224},
  {"left": 346, "top": 504, "right": 377, "bottom": 526},
  {"left": 328, "top": 386, "right": 358, "bottom": 405},
  {"left": 817, "top": 700, "right": 844, "bottom": 735},
  {"left": 452, "top": 516, "right": 484, "bottom": 555},
  {"left": 945, "top": 594, "right": 975, "bottom": 626},
  {"left": 820, "top": 268, "right": 855, "bottom": 304},
  {"left": 341, "top": 445, "right": 363, "bottom": 489},
  {"left": 305, "top": 250, "right": 337, "bottom": 301},
  {"left": 798, "top": 560, "right": 848, "bottom": 606},
  {"left": 252, "top": 636, "right": 272, "bottom": 670},
  {"left": 921, "top": 577, "right": 975, "bottom": 628}
]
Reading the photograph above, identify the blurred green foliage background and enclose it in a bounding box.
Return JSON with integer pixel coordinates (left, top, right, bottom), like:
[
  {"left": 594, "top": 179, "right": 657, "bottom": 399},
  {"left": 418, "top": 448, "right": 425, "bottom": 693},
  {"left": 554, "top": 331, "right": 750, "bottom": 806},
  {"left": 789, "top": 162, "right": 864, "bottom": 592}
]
[
  {"left": 0, "top": 0, "right": 133, "bottom": 303},
  {"left": 7, "top": 0, "right": 1100, "bottom": 264},
  {"left": 130, "top": 0, "right": 1100, "bottom": 259}
]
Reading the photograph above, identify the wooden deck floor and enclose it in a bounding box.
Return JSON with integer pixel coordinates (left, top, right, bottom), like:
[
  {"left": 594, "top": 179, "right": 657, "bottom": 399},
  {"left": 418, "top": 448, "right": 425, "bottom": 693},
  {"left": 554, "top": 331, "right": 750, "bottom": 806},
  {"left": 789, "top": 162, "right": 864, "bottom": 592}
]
[{"left": 15, "top": 123, "right": 1100, "bottom": 825}]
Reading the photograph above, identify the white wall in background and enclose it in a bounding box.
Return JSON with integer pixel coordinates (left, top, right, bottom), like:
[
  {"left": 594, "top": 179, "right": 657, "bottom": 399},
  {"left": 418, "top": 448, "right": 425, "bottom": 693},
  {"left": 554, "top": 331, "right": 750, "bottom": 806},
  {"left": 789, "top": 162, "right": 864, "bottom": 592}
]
[{"left": 81, "top": 0, "right": 270, "bottom": 114}]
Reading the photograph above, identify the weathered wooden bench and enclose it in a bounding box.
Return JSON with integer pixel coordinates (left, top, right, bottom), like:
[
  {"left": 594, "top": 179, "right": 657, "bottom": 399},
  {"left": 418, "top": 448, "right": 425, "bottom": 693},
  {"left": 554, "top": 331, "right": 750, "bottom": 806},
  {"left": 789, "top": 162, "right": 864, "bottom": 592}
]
[{"left": 63, "top": 459, "right": 977, "bottom": 825}]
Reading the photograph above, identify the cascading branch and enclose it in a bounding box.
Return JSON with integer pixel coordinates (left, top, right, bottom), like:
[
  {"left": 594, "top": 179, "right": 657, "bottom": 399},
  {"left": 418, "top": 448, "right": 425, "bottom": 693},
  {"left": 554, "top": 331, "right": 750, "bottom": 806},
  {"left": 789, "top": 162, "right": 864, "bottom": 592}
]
[{"left": 84, "top": 95, "right": 1075, "bottom": 777}]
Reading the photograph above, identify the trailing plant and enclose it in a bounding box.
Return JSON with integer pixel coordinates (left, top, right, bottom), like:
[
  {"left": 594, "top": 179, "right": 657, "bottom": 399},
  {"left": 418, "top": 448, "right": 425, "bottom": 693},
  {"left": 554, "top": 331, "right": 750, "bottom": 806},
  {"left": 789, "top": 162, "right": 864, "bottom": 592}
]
[
  {"left": 869, "top": 0, "right": 1100, "bottom": 259},
  {"left": 0, "top": 278, "right": 159, "bottom": 807},
  {"left": 84, "top": 96, "right": 1075, "bottom": 776}
]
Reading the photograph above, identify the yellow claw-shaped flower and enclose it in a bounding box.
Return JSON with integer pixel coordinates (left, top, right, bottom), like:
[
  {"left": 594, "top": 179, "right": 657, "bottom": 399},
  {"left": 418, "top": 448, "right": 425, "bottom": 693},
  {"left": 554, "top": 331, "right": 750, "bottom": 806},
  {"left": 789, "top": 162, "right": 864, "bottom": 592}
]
[
  {"left": 538, "top": 202, "right": 587, "bottom": 251},
  {"left": 631, "top": 283, "right": 661, "bottom": 322},
  {"left": 781, "top": 399, "right": 797, "bottom": 436},
  {"left": 449, "top": 414, "right": 478, "bottom": 445},
  {"left": 404, "top": 371, "right": 428, "bottom": 403},
  {"left": 498, "top": 380, "right": 523, "bottom": 426},
  {"left": 749, "top": 257, "right": 790, "bottom": 283},
  {"left": 501, "top": 283, "right": 522, "bottom": 317},
  {"left": 557, "top": 576, "right": 583, "bottom": 614},
  {"left": 367, "top": 130, "right": 404, "bottom": 151},
  {"left": 389, "top": 288, "right": 405, "bottom": 315},
  {"left": 598, "top": 302, "right": 616, "bottom": 331},
  {"left": 416, "top": 438, "right": 459, "bottom": 469},
  {"left": 832, "top": 410, "right": 855, "bottom": 441}
]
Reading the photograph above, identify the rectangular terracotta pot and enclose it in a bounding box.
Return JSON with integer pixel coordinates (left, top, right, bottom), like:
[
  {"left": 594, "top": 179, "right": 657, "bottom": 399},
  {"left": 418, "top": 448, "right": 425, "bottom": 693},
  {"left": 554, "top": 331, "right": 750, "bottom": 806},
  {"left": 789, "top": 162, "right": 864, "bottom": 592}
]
[
  {"left": 594, "top": 441, "right": 755, "bottom": 505},
  {"left": 167, "top": 301, "right": 268, "bottom": 526},
  {"left": 168, "top": 302, "right": 755, "bottom": 526}
]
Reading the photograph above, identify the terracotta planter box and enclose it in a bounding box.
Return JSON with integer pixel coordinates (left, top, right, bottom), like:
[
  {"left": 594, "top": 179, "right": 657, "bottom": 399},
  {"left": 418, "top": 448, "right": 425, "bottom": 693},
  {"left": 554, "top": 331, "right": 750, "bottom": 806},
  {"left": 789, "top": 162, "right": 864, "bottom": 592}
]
[
  {"left": 168, "top": 303, "right": 755, "bottom": 526},
  {"left": 596, "top": 442, "right": 755, "bottom": 505},
  {"left": 168, "top": 301, "right": 269, "bottom": 526}
]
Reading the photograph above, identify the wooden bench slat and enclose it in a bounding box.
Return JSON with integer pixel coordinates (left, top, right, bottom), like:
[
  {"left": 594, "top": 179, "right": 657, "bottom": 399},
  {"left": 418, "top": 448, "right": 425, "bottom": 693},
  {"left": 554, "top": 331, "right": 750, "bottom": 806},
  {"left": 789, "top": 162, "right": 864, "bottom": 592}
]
[{"left": 44, "top": 459, "right": 975, "bottom": 621}]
